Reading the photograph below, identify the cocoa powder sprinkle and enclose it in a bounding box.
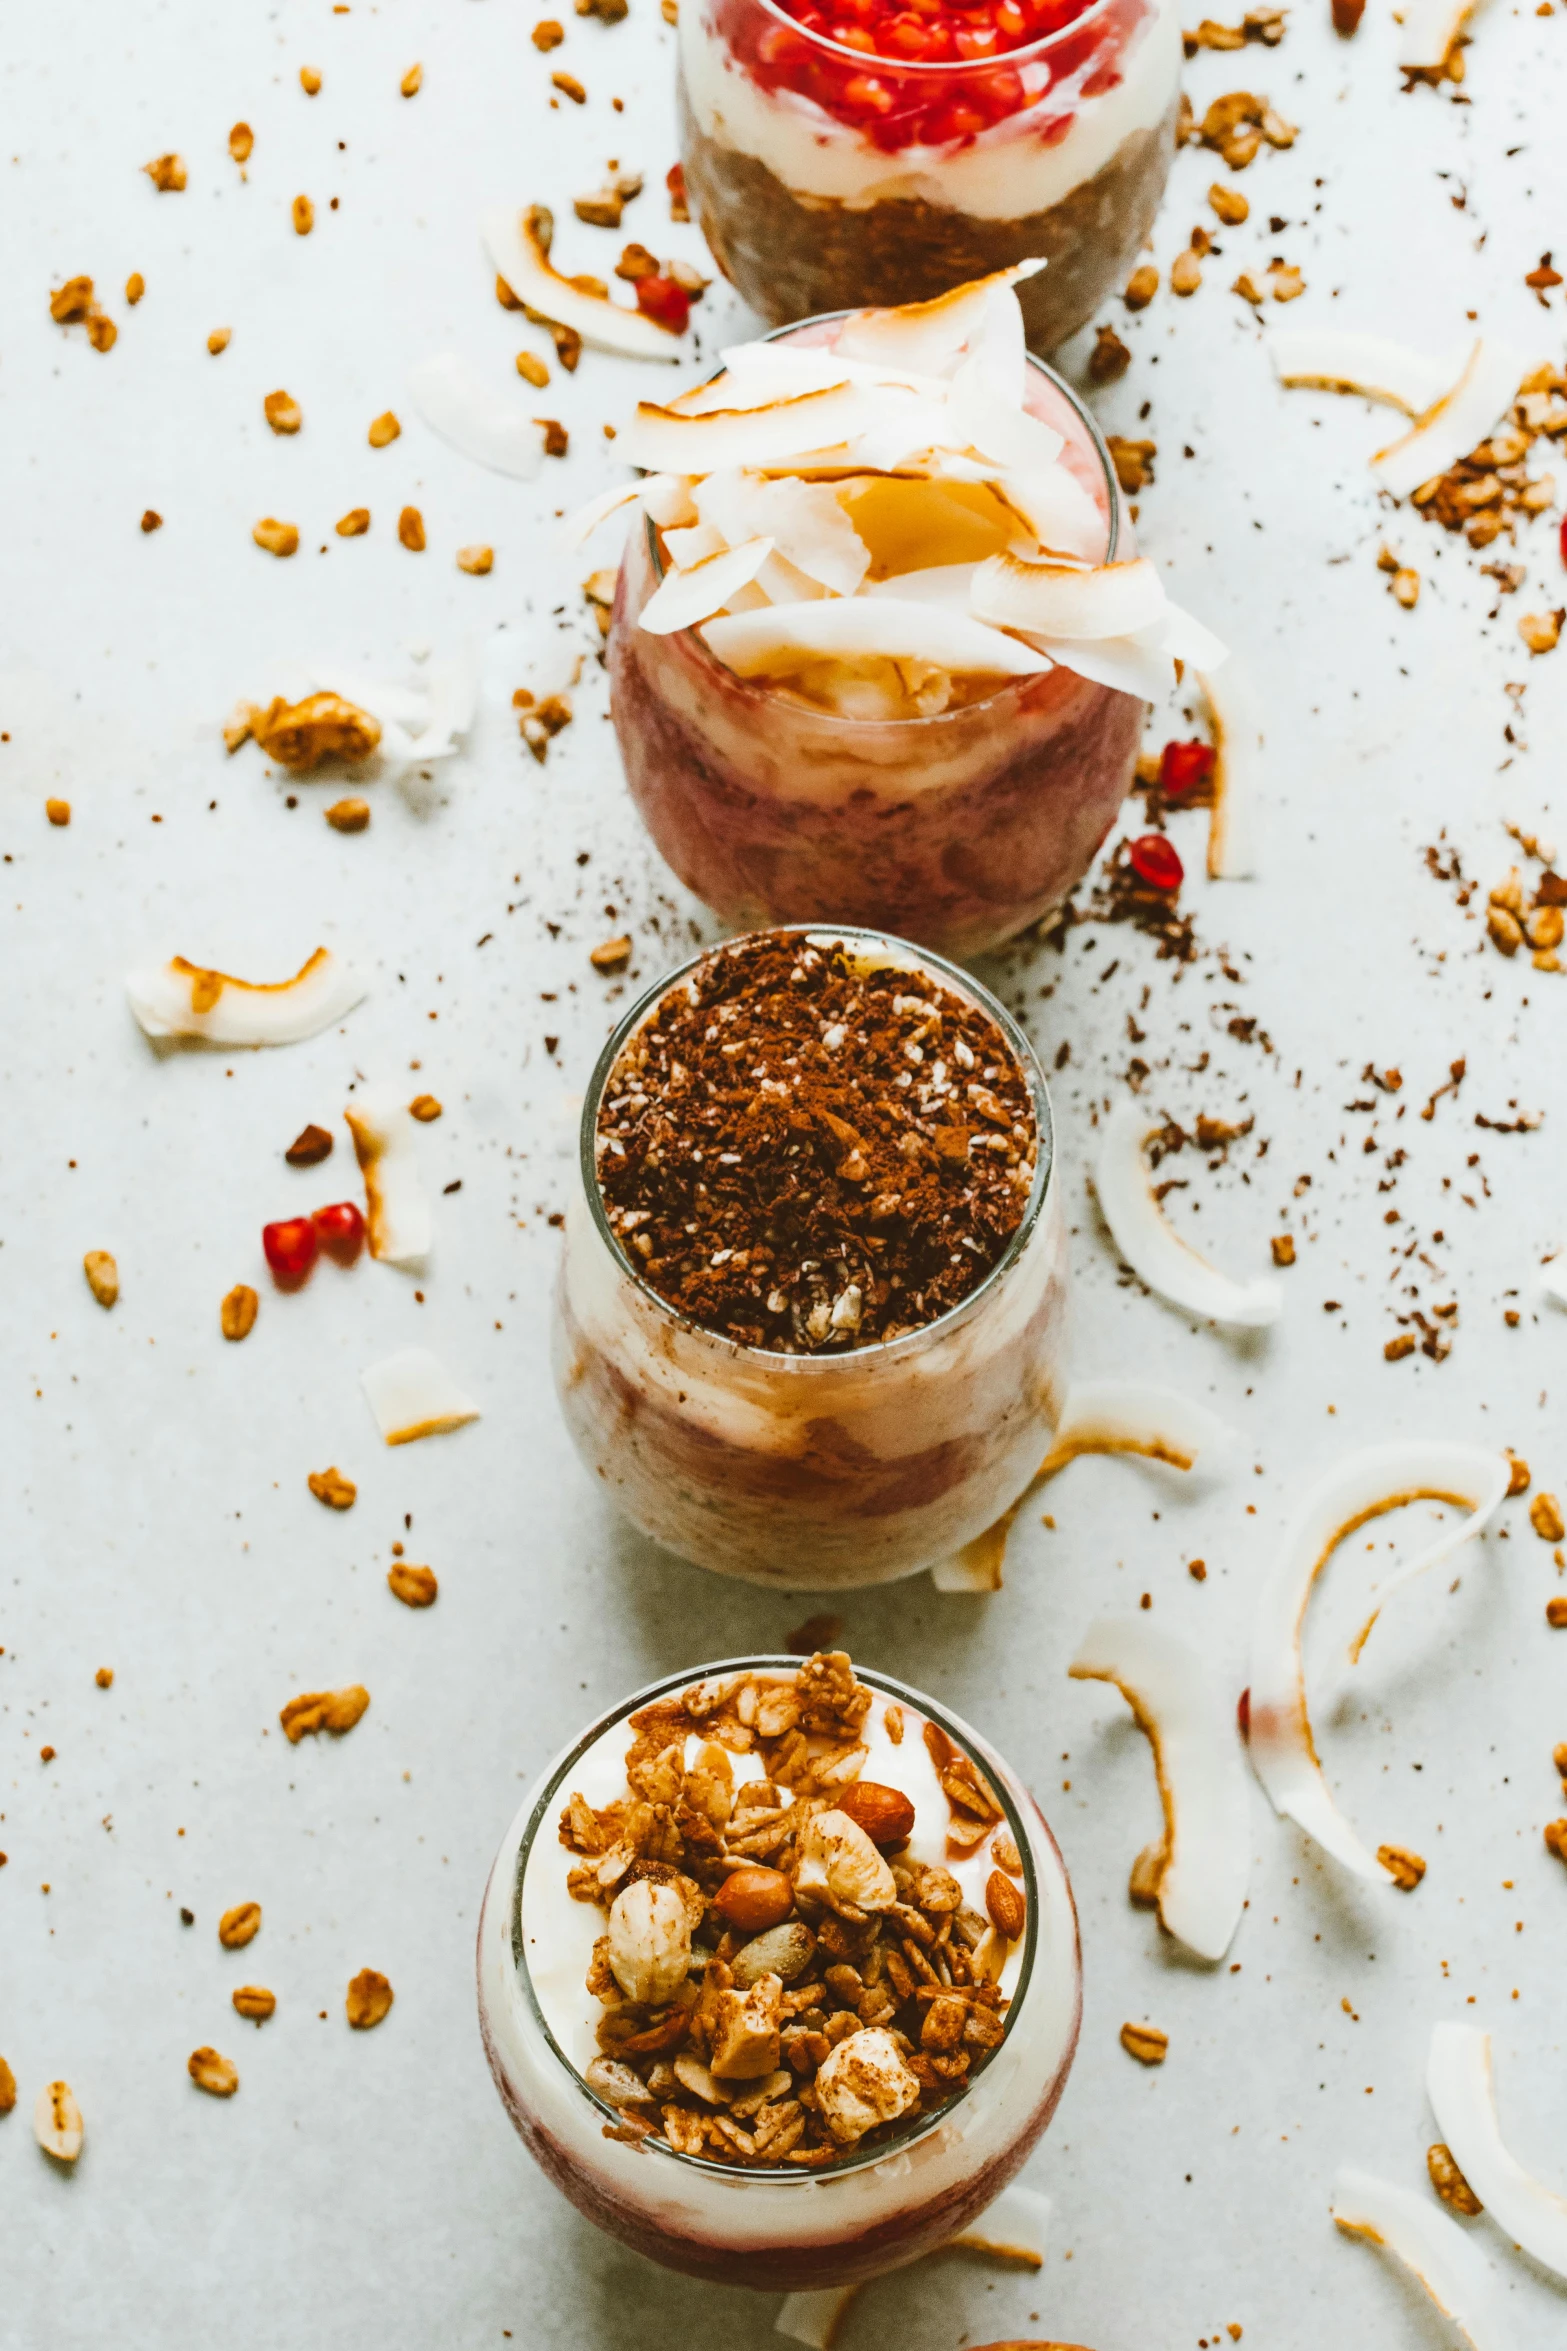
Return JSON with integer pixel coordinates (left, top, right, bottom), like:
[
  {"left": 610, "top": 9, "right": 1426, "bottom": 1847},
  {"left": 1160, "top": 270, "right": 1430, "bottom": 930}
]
[{"left": 594, "top": 934, "right": 1039, "bottom": 1350}]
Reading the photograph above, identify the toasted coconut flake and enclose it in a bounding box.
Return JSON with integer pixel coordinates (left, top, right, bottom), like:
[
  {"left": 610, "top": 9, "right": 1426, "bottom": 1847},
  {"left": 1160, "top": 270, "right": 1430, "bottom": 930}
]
[
  {"left": 480, "top": 210, "right": 683, "bottom": 362},
  {"left": 696, "top": 472, "right": 871, "bottom": 596},
  {"left": 558, "top": 478, "right": 642, "bottom": 552},
  {"left": 1373, "top": 340, "right": 1528, "bottom": 501},
  {"left": 774, "top": 2286, "right": 860, "bottom": 2349},
  {"left": 361, "top": 1346, "right": 480, "bottom": 1445},
  {"left": 1095, "top": 1101, "right": 1283, "bottom": 1327},
  {"left": 127, "top": 947, "right": 365, "bottom": 1046},
  {"left": 973, "top": 553, "right": 1166, "bottom": 640},
  {"left": 834, "top": 261, "right": 1045, "bottom": 376},
  {"left": 702, "top": 598, "right": 1050, "bottom": 681},
  {"left": 1039, "top": 1379, "right": 1240, "bottom": 1482},
  {"left": 1247, "top": 1443, "right": 1509, "bottom": 1880},
  {"left": 640, "top": 538, "right": 776, "bottom": 636},
  {"left": 618, "top": 382, "right": 867, "bottom": 475},
  {"left": 930, "top": 1505, "right": 1020, "bottom": 1593},
  {"left": 344, "top": 1090, "right": 432, "bottom": 1267},
  {"left": 1427, "top": 2025, "right": 1567, "bottom": 2283},
  {"left": 1397, "top": 0, "right": 1479, "bottom": 69},
  {"left": 1022, "top": 630, "right": 1171, "bottom": 702},
  {"left": 1070, "top": 1617, "right": 1250, "bottom": 1960},
  {"left": 1331, "top": 2168, "right": 1504, "bottom": 2351},
  {"left": 997, "top": 467, "right": 1108, "bottom": 561},
  {"left": 1271, "top": 328, "right": 1455, "bottom": 417},
  {"left": 408, "top": 353, "right": 547, "bottom": 480},
  {"left": 949, "top": 2179, "right": 1052, "bottom": 2266},
  {"left": 1201, "top": 660, "right": 1262, "bottom": 881}
]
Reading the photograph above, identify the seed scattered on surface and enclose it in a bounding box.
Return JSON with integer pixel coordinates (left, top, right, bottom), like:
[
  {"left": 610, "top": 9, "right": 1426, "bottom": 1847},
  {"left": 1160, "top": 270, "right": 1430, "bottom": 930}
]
[
  {"left": 95, "top": 1667, "right": 113, "bottom": 1688},
  {"left": 292, "top": 195, "right": 314, "bottom": 236},
  {"left": 336, "top": 507, "right": 371, "bottom": 537},
  {"left": 408, "top": 1094, "right": 443, "bottom": 1122},
  {"left": 1427, "top": 2140, "right": 1482, "bottom": 2212},
  {"left": 1120, "top": 2021, "right": 1168, "bottom": 2065},
  {"left": 34, "top": 2081, "right": 83, "bottom": 2161},
  {"left": 308, "top": 1466, "right": 357, "bottom": 1511},
  {"left": 280, "top": 1685, "right": 370, "bottom": 1742},
  {"left": 516, "top": 351, "right": 550, "bottom": 387},
  {"left": 232, "top": 1986, "right": 276, "bottom": 2023},
  {"left": 0, "top": 2057, "right": 15, "bottom": 2115},
  {"left": 387, "top": 1562, "right": 439, "bottom": 1608},
  {"left": 400, "top": 61, "right": 423, "bottom": 95},
  {"left": 346, "top": 1968, "right": 394, "bottom": 2029},
  {"left": 188, "top": 2047, "right": 239, "bottom": 2098},
  {"left": 125, "top": 272, "right": 145, "bottom": 304},
  {"left": 299, "top": 64, "right": 322, "bottom": 94},
  {"left": 1377, "top": 1843, "right": 1426, "bottom": 1890},
  {"left": 1530, "top": 1492, "right": 1565, "bottom": 1542},
  {"left": 367, "top": 411, "right": 400, "bottom": 448},
  {"left": 253, "top": 518, "right": 299, "bottom": 558},
  {"left": 46, "top": 798, "right": 71, "bottom": 826},
  {"left": 218, "top": 1901, "right": 262, "bottom": 1950},
  {"left": 263, "top": 389, "right": 302, "bottom": 435},
  {"left": 397, "top": 505, "right": 426, "bottom": 552},
  {"left": 83, "top": 1250, "right": 119, "bottom": 1308},
  {"left": 144, "top": 153, "right": 187, "bottom": 192},
  {"left": 1124, "top": 262, "right": 1159, "bottom": 309},
  {"left": 229, "top": 123, "right": 253, "bottom": 164},
  {"left": 590, "top": 935, "right": 632, "bottom": 973},
  {"left": 208, "top": 327, "right": 232, "bottom": 355},
  {"left": 326, "top": 797, "right": 371, "bottom": 832},
  {"left": 456, "top": 544, "right": 494, "bottom": 575}
]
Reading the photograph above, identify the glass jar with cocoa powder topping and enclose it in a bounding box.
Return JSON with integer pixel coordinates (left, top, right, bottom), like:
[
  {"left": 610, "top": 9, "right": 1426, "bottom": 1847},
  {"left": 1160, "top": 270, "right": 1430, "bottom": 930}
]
[
  {"left": 677, "top": 0, "right": 1181, "bottom": 351},
  {"left": 551, "top": 928, "right": 1068, "bottom": 1587},
  {"left": 477, "top": 1652, "right": 1082, "bottom": 2289}
]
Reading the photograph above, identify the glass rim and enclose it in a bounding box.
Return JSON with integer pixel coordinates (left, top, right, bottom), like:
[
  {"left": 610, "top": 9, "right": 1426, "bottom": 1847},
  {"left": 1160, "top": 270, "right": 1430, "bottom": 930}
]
[
  {"left": 577, "top": 922, "right": 1056, "bottom": 1367},
  {"left": 728, "top": 0, "right": 1131, "bottom": 81},
  {"left": 509, "top": 1652, "right": 1043, "bottom": 2183}
]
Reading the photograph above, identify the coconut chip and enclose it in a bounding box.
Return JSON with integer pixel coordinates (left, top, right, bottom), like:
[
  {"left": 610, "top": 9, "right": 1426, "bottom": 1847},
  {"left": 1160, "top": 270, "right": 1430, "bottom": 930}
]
[
  {"left": 1397, "top": 0, "right": 1480, "bottom": 69},
  {"left": 1331, "top": 2168, "right": 1504, "bottom": 2351},
  {"left": 344, "top": 1089, "right": 432, "bottom": 1267},
  {"left": 1200, "top": 660, "right": 1262, "bottom": 880},
  {"left": 1070, "top": 1616, "right": 1251, "bottom": 1960},
  {"left": 1270, "top": 328, "right": 1456, "bottom": 417},
  {"left": 948, "top": 2179, "right": 1052, "bottom": 2266},
  {"left": 361, "top": 1346, "right": 480, "bottom": 1445},
  {"left": 126, "top": 946, "right": 366, "bottom": 1046},
  {"left": 774, "top": 2287, "right": 860, "bottom": 2349},
  {"left": 408, "top": 353, "right": 548, "bottom": 480},
  {"left": 618, "top": 382, "right": 868, "bottom": 475},
  {"left": 1038, "top": 1379, "right": 1240, "bottom": 1481},
  {"left": 702, "top": 599, "right": 1052, "bottom": 681},
  {"left": 639, "top": 538, "right": 776, "bottom": 635},
  {"left": 1247, "top": 1442, "right": 1509, "bottom": 1880},
  {"left": 834, "top": 260, "right": 1045, "bottom": 376},
  {"left": 1095, "top": 1100, "right": 1283, "bottom": 1327},
  {"left": 1427, "top": 2024, "right": 1567, "bottom": 2282},
  {"left": 481, "top": 209, "right": 683, "bottom": 362},
  {"left": 930, "top": 1506, "right": 1021, "bottom": 1593},
  {"left": 972, "top": 553, "right": 1167, "bottom": 639},
  {"left": 1373, "top": 340, "right": 1528, "bottom": 501}
]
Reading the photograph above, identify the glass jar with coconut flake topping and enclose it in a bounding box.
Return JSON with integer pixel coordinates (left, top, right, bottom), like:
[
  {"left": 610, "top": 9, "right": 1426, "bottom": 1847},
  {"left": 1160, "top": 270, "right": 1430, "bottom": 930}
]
[
  {"left": 677, "top": 0, "right": 1182, "bottom": 351},
  {"left": 552, "top": 926, "right": 1068, "bottom": 1588},
  {"left": 477, "top": 1651, "right": 1081, "bottom": 2289},
  {"left": 599, "top": 277, "right": 1224, "bottom": 959}
]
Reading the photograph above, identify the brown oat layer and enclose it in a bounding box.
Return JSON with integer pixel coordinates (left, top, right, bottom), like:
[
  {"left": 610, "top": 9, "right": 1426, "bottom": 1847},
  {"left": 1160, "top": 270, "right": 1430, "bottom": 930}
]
[
  {"left": 594, "top": 934, "right": 1039, "bottom": 1349},
  {"left": 559, "top": 1652, "right": 1023, "bottom": 2169}
]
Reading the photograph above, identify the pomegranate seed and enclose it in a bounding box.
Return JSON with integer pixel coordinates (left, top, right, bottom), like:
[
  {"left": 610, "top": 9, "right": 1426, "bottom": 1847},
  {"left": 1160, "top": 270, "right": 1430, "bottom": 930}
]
[
  {"left": 634, "top": 274, "right": 691, "bottom": 335},
  {"left": 312, "top": 1200, "right": 367, "bottom": 1264},
  {"left": 262, "top": 1215, "right": 319, "bottom": 1287},
  {"left": 1236, "top": 1687, "right": 1251, "bottom": 1740},
  {"left": 1127, "top": 832, "right": 1184, "bottom": 892},
  {"left": 1560, "top": 512, "right": 1567, "bottom": 568},
  {"left": 1157, "top": 738, "right": 1216, "bottom": 796}
]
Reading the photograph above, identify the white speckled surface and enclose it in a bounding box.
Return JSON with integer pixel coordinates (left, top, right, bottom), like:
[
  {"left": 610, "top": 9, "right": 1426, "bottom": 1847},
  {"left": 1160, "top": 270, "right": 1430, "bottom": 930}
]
[{"left": 4, "top": 2, "right": 1566, "bottom": 2345}]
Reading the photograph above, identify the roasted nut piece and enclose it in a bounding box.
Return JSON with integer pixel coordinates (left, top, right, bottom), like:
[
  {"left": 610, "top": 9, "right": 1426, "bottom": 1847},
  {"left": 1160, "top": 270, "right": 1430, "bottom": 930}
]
[
  {"left": 400, "top": 62, "right": 423, "bottom": 96},
  {"left": 336, "top": 508, "right": 371, "bottom": 537},
  {"left": 1170, "top": 247, "right": 1203, "bottom": 296},
  {"left": 45, "top": 798, "right": 71, "bottom": 826},
  {"left": 220, "top": 1283, "right": 258, "bottom": 1340},
  {"left": 326, "top": 797, "right": 371, "bottom": 833},
  {"left": 984, "top": 1868, "right": 1026, "bottom": 1940},
  {"left": 232, "top": 1986, "right": 276, "bottom": 2022},
  {"left": 1519, "top": 609, "right": 1563, "bottom": 656},
  {"left": 590, "top": 935, "right": 632, "bottom": 973},
  {"left": 346, "top": 1968, "right": 394, "bottom": 2029},
  {"left": 1543, "top": 1819, "right": 1567, "bottom": 1863},
  {"left": 398, "top": 505, "right": 426, "bottom": 552},
  {"left": 793, "top": 1810, "right": 897, "bottom": 1914},
  {"left": 263, "top": 389, "right": 302, "bottom": 435},
  {"left": 218, "top": 1900, "right": 262, "bottom": 1949},
  {"left": 253, "top": 518, "right": 299, "bottom": 558},
  {"left": 408, "top": 1094, "right": 443, "bottom": 1122},
  {"left": 34, "top": 2080, "right": 84, "bottom": 2161},
  {"left": 286, "top": 1123, "right": 334, "bottom": 1166},
  {"left": 516, "top": 351, "right": 550, "bottom": 387},
  {"left": 585, "top": 2056, "right": 656, "bottom": 2107},
  {"left": 1271, "top": 1233, "right": 1296, "bottom": 1267},
  {"left": 1124, "top": 263, "right": 1159, "bottom": 310},
  {"left": 279, "top": 1684, "right": 370, "bottom": 1742},
  {"left": 188, "top": 2047, "right": 239, "bottom": 2097},
  {"left": 368, "top": 410, "right": 401, "bottom": 447},
  {"left": 1128, "top": 1838, "right": 1167, "bottom": 1907},
  {"left": 607, "top": 1878, "right": 691, "bottom": 2005},
  {"left": 83, "top": 1250, "right": 119, "bottom": 1308},
  {"left": 1209, "top": 180, "right": 1249, "bottom": 224},
  {"left": 0, "top": 2055, "right": 15, "bottom": 2114},
  {"left": 814, "top": 2027, "right": 920, "bottom": 2143},
  {"left": 292, "top": 195, "right": 314, "bottom": 236},
  {"left": 207, "top": 327, "right": 232, "bottom": 355},
  {"left": 1377, "top": 1843, "right": 1426, "bottom": 1890},
  {"left": 229, "top": 123, "right": 253, "bottom": 164},
  {"left": 387, "top": 1562, "right": 438, "bottom": 1608},
  {"left": 144, "top": 153, "right": 187, "bottom": 191},
  {"left": 835, "top": 1781, "right": 916, "bottom": 1848},
  {"left": 300, "top": 64, "right": 322, "bottom": 93},
  {"left": 456, "top": 545, "right": 494, "bottom": 576},
  {"left": 729, "top": 1920, "right": 815, "bottom": 1989},
  {"left": 308, "top": 1467, "right": 357, "bottom": 1511},
  {"left": 50, "top": 275, "right": 96, "bottom": 323},
  {"left": 1427, "top": 2140, "right": 1483, "bottom": 2213},
  {"left": 252, "top": 691, "right": 381, "bottom": 769},
  {"left": 1121, "top": 2021, "right": 1169, "bottom": 2065},
  {"left": 1549, "top": 1598, "right": 1567, "bottom": 1630},
  {"left": 709, "top": 1972, "right": 784, "bottom": 2079},
  {"left": 1529, "top": 1492, "right": 1565, "bottom": 1542},
  {"left": 713, "top": 1866, "right": 794, "bottom": 1933},
  {"left": 990, "top": 1828, "right": 1022, "bottom": 1875}
]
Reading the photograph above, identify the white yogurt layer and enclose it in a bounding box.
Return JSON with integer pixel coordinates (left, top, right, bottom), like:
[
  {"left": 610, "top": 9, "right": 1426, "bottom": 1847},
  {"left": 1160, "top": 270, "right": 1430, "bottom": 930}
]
[
  {"left": 521, "top": 1675, "right": 1026, "bottom": 2082},
  {"left": 679, "top": 0, "right": 1180, "bottom": 222}
]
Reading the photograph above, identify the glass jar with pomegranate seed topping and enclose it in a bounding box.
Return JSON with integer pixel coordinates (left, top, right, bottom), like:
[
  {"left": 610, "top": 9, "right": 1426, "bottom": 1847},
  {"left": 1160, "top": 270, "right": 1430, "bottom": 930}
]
[
  {"left": 607, "top": 315, "right": 1143, "bottom": 959},
  {"left": 477, "top": 1653, "right": 1082, "bottom": 2289},
  {"left": 552, "top": 927, "right": 1069, "bottom": 1589},
  {"left": 677, "top": 0, "right": 1180, "bottom": 350}
]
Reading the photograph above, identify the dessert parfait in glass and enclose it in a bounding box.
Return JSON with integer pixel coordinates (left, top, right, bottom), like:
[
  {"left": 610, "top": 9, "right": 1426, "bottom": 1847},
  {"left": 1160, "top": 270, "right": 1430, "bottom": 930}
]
[
  {"left": 552, "top": 925, "right": 1068, "bottom": 1587},
  {"left": 477, "top": 1648, "right": 1082, "bottom": 2289},
  {"left": 677, "top": 0, "right": 1181, "bottom": 351},
  {"left": 596, "top": 268, "right": 1223, "bottom": 959}
]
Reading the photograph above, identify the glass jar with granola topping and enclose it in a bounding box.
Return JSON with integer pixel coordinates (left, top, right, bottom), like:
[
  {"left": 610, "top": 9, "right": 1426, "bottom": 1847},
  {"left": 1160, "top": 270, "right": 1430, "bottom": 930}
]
[
  {"left": 477, "top": 1650, "right": 1082, "bottom": 2289},
  {"left": 552, "top": 928, "right": 1069, "bottom": 1588}
]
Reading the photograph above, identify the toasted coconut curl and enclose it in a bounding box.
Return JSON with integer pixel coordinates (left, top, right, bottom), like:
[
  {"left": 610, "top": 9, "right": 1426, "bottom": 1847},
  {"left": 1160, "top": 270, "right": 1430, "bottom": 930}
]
[
  {"left": 1070, "top": 1617, "right": 1250, "bottom": 1961},
  {"left": 408, "top": 352, "right": 547, "bottom": 481},
  {"left": 126, "top": 946, "right": 366, "bottom": 1046},
  {"left": 1247, "top": 1444, "right": 1509, "bottom": 1882},
  {"left": 1095, "top": 1101, "right": 1282, "bottom": 1328},
  {"left": 1331, "top": 2169, "right": 1504, "bottom": 2351},
  {"left": 249, "top": 692, "right": 382, "bottom": 770},
  {"left": 1373, "top": 340, "right": 1527, "bottom": 502},
  {"left": 481, "top": 206, "right": 684, "bottom": 362},
  {"left": 1427, "top": 2024, "right": 1567, "bottom": 2283},
  {"left": 1201, "top": 661, "right": 1261, "bottom": 882},
  {"left": 344, "top": 1091, "right": 432, "bottom": 1267},
  {"left": 1270, "top": 328, "right": 1454, "bottom": 418},
  {"left": 948, "top": 2180, "right": 1051, "bottom": 2268},
  {"left": 361, "top": 1345, "right": 480, "bottom": 1445}
]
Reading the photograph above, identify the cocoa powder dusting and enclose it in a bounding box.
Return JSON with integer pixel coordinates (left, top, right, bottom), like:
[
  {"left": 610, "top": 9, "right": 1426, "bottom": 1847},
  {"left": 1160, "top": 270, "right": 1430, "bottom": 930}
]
[{"left": 594, "top": 935, "right": 1040, "bottom": 1350}]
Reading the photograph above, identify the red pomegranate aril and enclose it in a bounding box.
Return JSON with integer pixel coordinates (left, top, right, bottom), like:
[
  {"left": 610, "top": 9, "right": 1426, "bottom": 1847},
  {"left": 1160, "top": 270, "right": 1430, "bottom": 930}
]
[
  {"left": 1560, "top": 512, "right": 1567, "bottom": 569},
  {"left": 1158, "top": 738, "right": 1216, "bottom": 796},
  {"left": 1236, "top": 1686, "right": 1251, "bottom": 1740},
  {"left": 635, "top": 274, "right": 692, "bottom": 334},
  {"left": 263, "top": 1215, "right": 319, "bottom": 1287},
  {"left": 313, "top": 1200, "right": 367, "bottom": 1264},
  {"left": 1127, "top": 832, "right": 1184, "bottom": 892}
]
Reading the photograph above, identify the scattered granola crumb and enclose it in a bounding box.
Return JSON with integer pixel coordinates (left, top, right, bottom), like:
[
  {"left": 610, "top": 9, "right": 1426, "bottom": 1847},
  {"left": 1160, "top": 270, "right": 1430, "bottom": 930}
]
[
  {"left": 45, "top": 798, "right": 71, "bottom": 827},
  {"left": 0, "top": 2057, "right": 15, "bottom": 2115},
  {"left": 590, "top": 935, "right": 633, "bottom": 973},
  {"left": 263, "top": 389, "right": 302, "bottom": 435},
  {"left": 95, "top": 1667, "right": 113, "bottom": 1688},
  {"left": 388, "top": 1562, "right": 439, "bottom": 1608},
  {"left": 1384, "top": 1333, "right": 1416, "bottom": 1360},
  {"left": 300, "top": 65, "right": 322, "bottom": 94},
  {"left": 292, "top": 195, "right": 314, "bottom": 236},
  {"left": 252, "top": 692, "right": 380, "bottom": 767},
  {"left": 346, "top": 1968, "right": 395, "bottom": 2029},
  {"left": 533, "top": 18, "right": 566, "bottom": 46},
  {"left": 1530, "top": 1492, "right": 1565, "bottom": 1541},
  {"left": 400, "top": 62, "right": 423, "bottom": 96},
  {"left": 188, "top": 2047, "right": 239, "bottom": 2098},
  {"left": 336, "top": 507, "right": 371, "bottom": 537},
  {"left": 368, "top": 411, "right": 401, "bottom": 448},
  {"left": 143, "top": 153, "right": 187, "bottom": 192},
  {"left": 1271, "top": 1234, "right": 1296, "bottom": 1266},
  {"left": 1377, "top": 1843, "right": 1426, "bottom": 1890},
  {"left": 280, "top": 1686, "right": 370, "bottom": 1742},
  {"left": 1506, "top": 1452, "right": 1531, "bottom": 1494},
  {"left": 516, "top": 350, "right": 551, "bottom": 387},
  {"left": 308, "top": 1466, "right": 357, "bottom": 1511},
  {"left": 1519, "top": 609, "right": 1563, "bottom": 655},
  {"left": 1124, "top": 262, "right": 1159, "bottom": 309},
  {"left": 1121, "top": 2021, "right": 1169, "bottom": 2064},
  {"left": 1209, "top": 180, "right": 1250, "bottom": 224},
  {"left": 1171, "top": 247, "right": 1204, "bottom": 296},
  {"left": 552, "top": 70, "right": 588, "bottom": 101},
  {"left": 125, "top": 272, "right": 145, "bottom": 304},
  {"left": 208, "top": 327, "right": 232, "bottom": 355},
  {"left": 220, "top": 1284, "right": 259, "bottom": 1341},
  {"left": 83, "top": 1251, "right": 119, "bottom": 1309},
  {"left": 253, "top": 518, "right": 299, "bottom": 558},
  {"left": 1548, "top": 1598, "right": 1567, "bottom": 1628},
  {"left": 1089, "top": 325, "right": 1132, "bottom": 383},
  {"left": 538, "top": 418, "right": 569, "bottom": 458},
  {"left": 409, "top": 1094, "right": 443, "bottom": 1122},
  {"left": 398, "top": 505, "right": 426, "bottom": 552},
  {"left": 1266, "top": 261, "right": 1305, "bottom": 302},
  {"left": 326, "top": 796, "right": 371, "bottom": 832},
  {"left": 1106, "top": 435, "right": 1157, "bottom": 493},
  {"left": 140, "top": 509, "right": 162, "bottom": 533},
  {"left": 218, "top": 1901, "right": 262, "bottom": 1950},
  {"left": 229, "top": 123, "right": 253, "bottom": 165},
  {"left": 457, "top": 544, "right": 495, "bottom": 575},
  {"left": 1233, "top": 271, "right": 1264, "bottom": 305},
  {"left": 232, "top": 1987, "right": 276, "bottom": 2022}
]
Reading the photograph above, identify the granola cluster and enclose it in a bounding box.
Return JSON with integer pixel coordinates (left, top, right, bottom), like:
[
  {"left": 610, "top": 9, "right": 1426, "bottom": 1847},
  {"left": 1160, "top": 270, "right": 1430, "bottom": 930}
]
[
  {"left": 1410, "top": 366, "right": 1564, "bottom": 554},
  {"left": 556, "top": 1653, "right": 1025, "bottom": 2169}
]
